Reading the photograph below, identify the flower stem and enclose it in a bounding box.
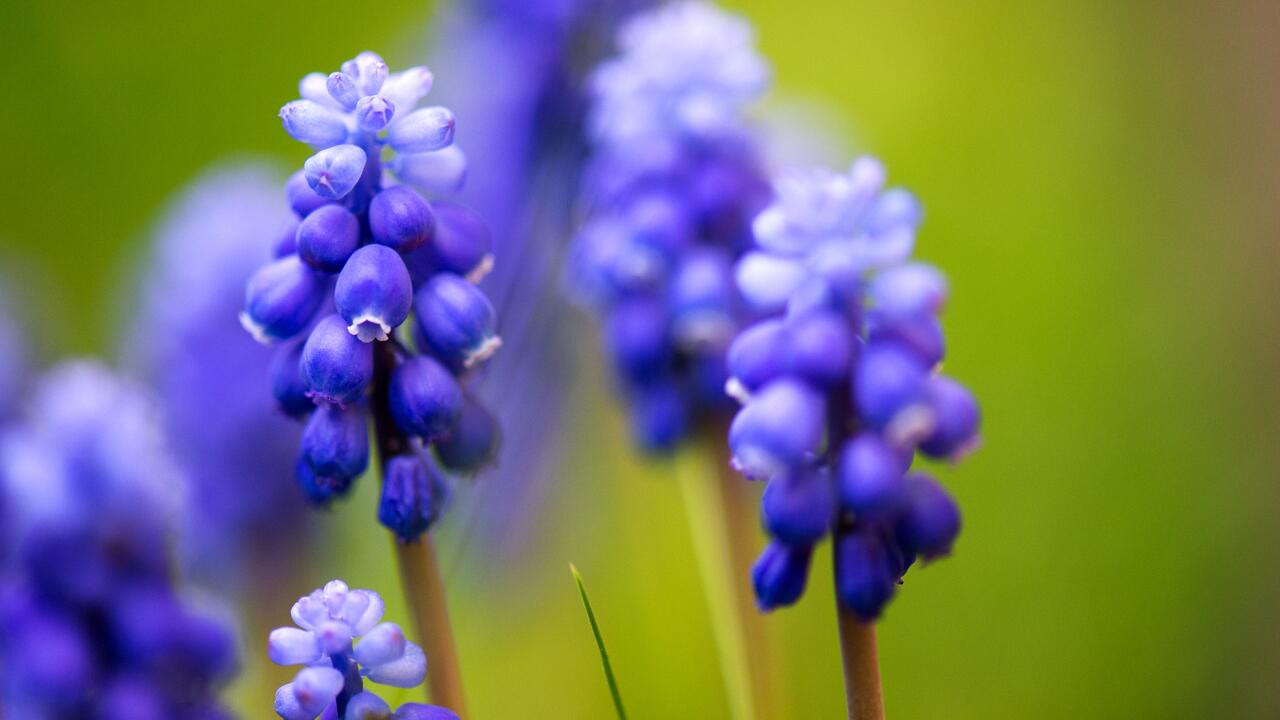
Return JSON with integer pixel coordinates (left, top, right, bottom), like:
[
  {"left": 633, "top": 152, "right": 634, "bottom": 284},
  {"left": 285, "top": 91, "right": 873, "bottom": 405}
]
[
  {"left": 834, "top": 544, "right": 884, "bottom": 720},
  {"left": 371, "top": 340, "right": 468, "bottom": 715}
]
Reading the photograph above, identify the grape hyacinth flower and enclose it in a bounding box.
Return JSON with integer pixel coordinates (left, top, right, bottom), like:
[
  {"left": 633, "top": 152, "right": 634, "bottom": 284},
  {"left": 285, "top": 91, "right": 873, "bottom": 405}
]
[
  {"left": 241, "top": 52, "right": 502, "bottom": 540},
  {"left": 0, "top": 361, "right": 237, "bottom": 717},
  {"left": 269, "top": 579, "right": 458, "bottom": 720},
  {"left": 726, "top": 157, "right": 981, "bottom": 620},
  {"left": 127, "top": 163, "right": 308, "bottom": 587},
  {"left": 569, "top": 1, "right": 771, "bottom": 452}
]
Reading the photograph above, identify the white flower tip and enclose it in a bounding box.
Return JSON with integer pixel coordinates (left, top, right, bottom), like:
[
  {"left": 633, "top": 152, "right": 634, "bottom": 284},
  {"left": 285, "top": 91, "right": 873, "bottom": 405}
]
[
  {"left": 348, "top": 315, "right": 392, "bottom": 343},
  {"left": 239, "top": 312, "right": 272, "bottom": 345},
  {"left": 465, "top": 254, "right": 495, "bottom": 284},
  {"left": 463, "top": 335, "right": 502, "bottom": 369},
  {"left": 724, "top": 377, "right": 752, "bottom": 405}
]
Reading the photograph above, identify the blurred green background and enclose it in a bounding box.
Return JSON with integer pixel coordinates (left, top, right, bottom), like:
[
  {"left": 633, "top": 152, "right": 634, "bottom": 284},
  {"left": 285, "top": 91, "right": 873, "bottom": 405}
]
[{"left": 2, "top": 0, "right": 1279, "bottom": 718}]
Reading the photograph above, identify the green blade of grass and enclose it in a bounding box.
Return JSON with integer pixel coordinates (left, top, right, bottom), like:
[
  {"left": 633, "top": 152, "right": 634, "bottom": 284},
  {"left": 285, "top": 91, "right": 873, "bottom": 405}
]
[{"left": 570, "top": 563, "right": 628, "bottom": 720}]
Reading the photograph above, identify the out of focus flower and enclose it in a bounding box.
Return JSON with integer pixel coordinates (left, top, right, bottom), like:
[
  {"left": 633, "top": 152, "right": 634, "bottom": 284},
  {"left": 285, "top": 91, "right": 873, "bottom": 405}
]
[
  {"left": 241, "top": 52, "right": 501, "bottom": 540},
  {"left": 269, "top": 579, "right": 457, "bottom": 720},
  {"left": 128, "top": 163, "right": 308, "bottom": 584},
  {"left": 0, "top": 295, "right": 24, "bottom": 422},
  {"left": 0, "top": 361, "right": 236, "bottom": 716},
  {"left": 727, "top": 158, "right": 980, "bottom": 619},
  {"left": 568, "top": 1, "right": 771, "bottom": 452}
]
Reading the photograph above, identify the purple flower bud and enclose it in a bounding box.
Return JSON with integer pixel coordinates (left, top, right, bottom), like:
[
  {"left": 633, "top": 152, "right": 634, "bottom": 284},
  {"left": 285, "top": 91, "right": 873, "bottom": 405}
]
[
  {"left": 280, "top": 100, "right": 349, "bottom": 148},
  {"left": 752, "top": 541, "right": 812, "bottom": 611},
  {"left": 896, "top": 473, "right": 960, "bottom": 559},
  {"left": 268, "top": 627, "right": 321, "bottom": 666},
  {"left": 729, "top": 379, "right": 826, "bottom": 480},
  {"left": 869, "top": 263, "right": 947, "bottom": 324},
  {"left": 387, "top": 107, "right": 455, "bottom": 153},
  {"left": 434, "top": 394, "right": 499, "bottom": 474},
  {"left": 389, "top": 356, "right": 462, "bottom": 441},
  {"left": 408, "top": 201, "right": 489, "bottom": 281},
  {"left": 363, "top": 642, "right": 427, "bottom": 688},
  {"left": 624, "top": 190, "right": 692, "bottom": 257},
  {"left": 726, "top": 318, "right": 786, "bottom": 397},
  {"left": 393, "top": 146, "right": 467, "bottom": 196},
  {"left": 735, "top": 251, "right": 807, "bottom": 313},
  {"left": 354, "top": 622, "right": 408, "bottom": 668},
  {"left": 301, "top": 314, "right": 373, "bottom": 404},
  {"left": 837, "top": 434, "right": 909, "bottom": 519},
  {"left": 270, "top": 340, "right": 314, "bottom": 418},
  {"left": 629, "top": 380, "right": 689, "bottom": 453},
  {"left": 918, "top": 376, "right": 980, "bottom": 460},
  {"left": 784, "top": 310, "right": 855, "bottom": 388},
  {"left": 369, "top": 187, "right": 436, "bottom": 253},
  {"left": 296, "top": 455, "right": 354, "bottom": 505},
  {"left": 380, "top": 66, "right": 435, "bottom": 111},
  {"left": 835, "top": 530, "right": 897, "bottom": 620},
  {"left": 325, "top": 72, "right": 361, "bottom": 110},
  {"left": 335, "top": 245, "right": 413, "bottom": 343},
  {"left": 670, "top": 248, "right": 736, "bottom": 350},
  {"left": 854, "top": 341, "right": 927, "bottom": 428},
  {"left": 762, "top": 469, "right": 836, "bottom": 545},
  {"left": 345, "top": 693, "right": 392, "bottom": 720},
  {"left": 605, "top": 296, "right": 669, "bottom": 384},
  {"left": 868, "top": 314, "right": 944, "bottom": 367},
  {"left": 301, "top": 403, "right": 370, "bottom": 479},
  {"left": 866, "top": 188, "right": 923, "bottom": 233},
  {"left": 241, "top": 255, "right": 327, "bottom": 344},
  {"left": 297, "top": 205, "right": 361, "bottom": 273},
  {"left": 356, "top": 95, "right": 396, "bottom": 132},
  {"left": 414, "top": 274, "right": 501, "bottom": 369},
  {"left": 378, "top": 455, "right": 442, "bottom": 541},
  {"left": 279, "top": 667, "right": 344, "bottom": 719},
  {"left": 345, "top": 51, "right": 389, "bottom": 95},
  {"left": 305, "top": 145, "right": 368, "bottom": 200},
  {"left": 286, "top": 170, "right": 332, "bottom": 217},
  {"left": 299, "top": 72, "right": 341, "bottom": 108}
]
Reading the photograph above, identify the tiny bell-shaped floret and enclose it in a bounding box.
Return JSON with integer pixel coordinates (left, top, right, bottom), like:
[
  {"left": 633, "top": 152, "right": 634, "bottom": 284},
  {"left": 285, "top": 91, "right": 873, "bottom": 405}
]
[
  {"left": 854, "top": 340, "right": 928, "bottom": 428},
  {"left": 917, "top": 376, "right": 981, "bottom": 460},
  {"left": 752, "top": 541, "right": 813, "bottom": 611},
  {"left": 335, "top": 245, "right": 414, "bottom": 343},
  {"left": 434, "top": 394, "right": 499, "bottom": 474},
  {"left": 416, "top": 201, "right": 490, "bottom": 281},
  {"left": 297, "top": 205, "right": 361, "bottom": 273},
  {"left": 286, "top": 170, "right": 332, "bottom": 216},
  {"left": 356, "top": 95, "right": 396, "bottom": 132},
  {"left": 835, "top": 530, "right": 897, "bottom": 620},
  {"left": 343, "top": 51, "right": 389, "bottom": 96},
  {"left": 896, "top": 473, "right": 960, "bottom": 559},
  {"left": 370, "top": 186, "right": 435, "bottom": 253},
  {"left": 305, "top": 145, "right": 368, "bottom": 200},
  {"left": 393, "top": 146, "right": 467, "bottom": 197},
  {"left": 275, "top": 666, "right": 343, "bottom": 720},
  {"left": 729, "top": 378, "right": 826, "bottom": 480},
  {"left": 296, "top": 456, "right": 355, "bottom": 505},
  {"left": 270, "top": 340, "right": 314, "bottom": 418},
  {"left": 837, "top": 434, "right": 909, "bottom": 519},
  {"left": 345, "top": 692, "right": 392, "bottom": 720},
  {"left": 301, "top": 314, "right": 373, "bottom": 404},
  {"left": 280, "top": 100, "right": 348, "bottom": 148},
  {"left": 241, "top": 255, "right": 327, "bottom": 344},
  {"left": 301, "top": 403, "right": 370, "bottom": 479},
  {"left": 605, "top": 296, "right": 669, "bottom": 384},
  {"left": 869, "top": 262, "right": 947, "bottom": 324},
  {"left": 726, "top": 318, "right": 786, "bottom": 399},
  {"left": 389, "top": 355, "right": 463, "bottom": 441},
  {"left": 414, "top": 273, "right": 501, "bottom": 369},
  {"left": 325, "top": 72, "right": 361, "bottom": 109},
  {"left": 783, "top": 309, "right": 855, "bottom": 388},
  {"left": 387, "top": 107, "right": 456, "bottom": 153},
  {"left": 378, "top": 454, "right": 442, "bottom": 541},
  {"left": 629, "top": 380, "right": 689, "bottom": 453},
  {"left": 762, "top": 468, "right": 836, "bottom": 545}
]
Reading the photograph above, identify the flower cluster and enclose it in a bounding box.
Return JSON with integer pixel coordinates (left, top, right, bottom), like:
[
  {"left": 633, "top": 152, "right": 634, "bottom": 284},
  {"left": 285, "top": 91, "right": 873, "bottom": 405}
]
[
  {"left": 569, "top": 2, "right": 771, "bottom": 451},
  {"left": 726, "top": 159, "right": 980, "bottom": 619},
  {"left": 240, "top": 52, "right": 501, "bottom": 539},
  {"left": 0, "top": 362, "right": 237, "bottom": 717},
  {"left": 269, "top": 580, "right": 457, "bottom": 720},
  {"left": 130, "top": 164, "right": 307, "bottom": 583}
]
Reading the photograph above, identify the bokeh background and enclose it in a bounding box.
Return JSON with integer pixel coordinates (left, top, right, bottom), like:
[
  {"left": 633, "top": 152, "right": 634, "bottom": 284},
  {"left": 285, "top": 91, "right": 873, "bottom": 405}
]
[{"left": 2, "top": 0, "right": 1278, "bottom": 717}]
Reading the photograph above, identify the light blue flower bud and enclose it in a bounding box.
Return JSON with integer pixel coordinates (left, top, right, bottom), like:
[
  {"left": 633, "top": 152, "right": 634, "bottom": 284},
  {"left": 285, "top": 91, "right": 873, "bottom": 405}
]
[
  {"left": 300, "top": 72, "right": 343, "bottom": 109},
  {"left": 280, "top": 100, "right": 349, "bottom": 148},
  {"left": 286, "top": 169, "right": 332, "bottom": 217},
  {"left": 241, "top": 255, "right": 327, "bottom": 344},
  {"left": 729, "top": 378, "right": 826, "bottom": 480},
  {"left": 379, "top": 66, "right": 435, "bottom": 113},
  {"left": 345, "top": 692, "right": 392, "bottom": 720},
  {"left": 414, "top": 273, "right": 500, "bottom": 369},
  {"left": 326, "top": 72, "right": 361, "bottom": 110},
  {"left": 283, "top": 667, "right": 344, "bottom": 719},
  {"left": 362, "top": 642, "right": 426, "bottom": 688},
  {"left": 301, "top": 314, "right": 373, "bottom": 404},
  {"left": 387, "top": 107, "right": 455, "bottom": 154},
  {"left": 392, "top": 147, "right": 467, "bottom": 196},
  {"left": 305, "top": 145, "right": 368, "bottom": 200},
  {"left": 353, "top": 622, "right": 407, "bottom": 668},
  {"left": 735, "top": 251, "right": 807, "bottom": 313},
  {"left": 268, "top": 627, "right": 321, "bottom": 666},
  {"left": 344, "top": 51, "right": 389, "bottom": 96},
  {"left": 869, "top": 263, "right": 947, "bottom": 325},
  {"left": 335, "top": 245, "right": 413, "bottom": 343},
  {"left": 356, "top": 95, "right": 396, "bottom": 132},
  {"left": 301, "top": 403, "right": 370, "bottom": 480}
]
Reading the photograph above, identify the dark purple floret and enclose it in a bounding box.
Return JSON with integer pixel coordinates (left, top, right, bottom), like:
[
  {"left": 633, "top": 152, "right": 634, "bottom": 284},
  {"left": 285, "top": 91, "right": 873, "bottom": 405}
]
[
  {"left": 370, "top": 186, "right": 436, "bottom": 253},
  {"left": 297, "top": 205, "right": 361, "bottom": 273},
  {"left": 389, "top": 355, "right": 463, "bottom": 441},
  {"left": 378, "top": 454, "right": 443, "bottom": 541}
]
